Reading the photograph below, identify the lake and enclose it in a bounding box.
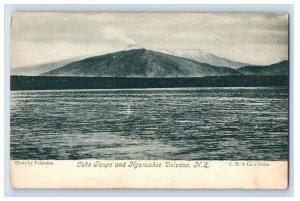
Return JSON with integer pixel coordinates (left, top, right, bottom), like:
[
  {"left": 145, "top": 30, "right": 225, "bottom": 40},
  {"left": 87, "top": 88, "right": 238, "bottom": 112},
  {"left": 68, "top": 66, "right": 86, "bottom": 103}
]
[{"left": 10, "top": 87, "right": 288, "bottom": 160}]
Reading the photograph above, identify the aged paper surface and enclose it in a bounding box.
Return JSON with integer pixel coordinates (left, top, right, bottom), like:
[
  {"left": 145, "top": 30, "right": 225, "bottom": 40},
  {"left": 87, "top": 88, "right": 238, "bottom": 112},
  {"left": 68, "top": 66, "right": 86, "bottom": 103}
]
[
  {"left": 11, "top": 160, "right": 287, "bottom": 189},
  {"left": 10, "top": 12, "right": 289, "bottom": 189}
]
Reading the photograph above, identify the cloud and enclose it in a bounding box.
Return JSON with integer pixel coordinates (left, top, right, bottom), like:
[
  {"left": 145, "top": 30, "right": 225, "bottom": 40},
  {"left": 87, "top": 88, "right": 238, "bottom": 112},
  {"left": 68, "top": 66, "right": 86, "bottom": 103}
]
[
  {"left": 11, "top": 12, "right": 288, "bottom": 67},
  {"left": 101, "top": 27, "right": 136, "bottom": 45}
]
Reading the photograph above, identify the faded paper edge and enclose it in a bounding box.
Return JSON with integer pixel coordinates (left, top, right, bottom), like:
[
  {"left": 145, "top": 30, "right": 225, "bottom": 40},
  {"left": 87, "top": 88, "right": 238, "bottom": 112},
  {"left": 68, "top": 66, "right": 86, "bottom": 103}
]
[{"left": 10, "top": 160, "right": 288, "bottom": 189}]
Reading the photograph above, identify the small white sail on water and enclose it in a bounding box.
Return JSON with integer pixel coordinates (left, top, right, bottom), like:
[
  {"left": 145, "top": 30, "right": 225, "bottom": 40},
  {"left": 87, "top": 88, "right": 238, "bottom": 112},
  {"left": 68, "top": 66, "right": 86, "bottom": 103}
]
[{"left": 127, "top": 104, "right": 131, "bottom": 115}]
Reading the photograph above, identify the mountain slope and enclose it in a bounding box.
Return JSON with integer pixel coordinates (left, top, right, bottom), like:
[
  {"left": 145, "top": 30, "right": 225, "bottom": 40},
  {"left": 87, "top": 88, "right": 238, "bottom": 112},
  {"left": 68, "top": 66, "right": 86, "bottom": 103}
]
[
  {"left": 42, "top": 49, "right": 242, "bottom": 77},
  {"left": 11, "top": 57, "right": 86, "bottom": 76},
  {"left": 159, "top": 49, "right": 250, "bottom": 69},
  {"left": 237, "top": 60, "right": 288, "bottom": 76}
]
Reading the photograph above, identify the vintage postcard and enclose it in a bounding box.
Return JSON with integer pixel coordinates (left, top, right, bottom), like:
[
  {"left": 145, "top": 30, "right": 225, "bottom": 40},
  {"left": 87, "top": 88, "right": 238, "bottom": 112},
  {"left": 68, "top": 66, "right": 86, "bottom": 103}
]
[{"left": 10, "top": 12, "right": 289, "bottom": 189}]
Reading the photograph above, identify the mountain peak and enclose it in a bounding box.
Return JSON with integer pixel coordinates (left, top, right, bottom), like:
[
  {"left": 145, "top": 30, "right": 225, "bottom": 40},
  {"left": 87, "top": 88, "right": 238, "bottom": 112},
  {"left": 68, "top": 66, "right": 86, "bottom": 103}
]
[
  {"left": 158, "top": 49, "right": 250, "bottom": 69},
  {"left": 124, "top": 44, "right": 144, "bottom": 51},
  {"left": 126, "top": 48, "right": 147, "bottom": 52},
  {"left": 42, "top": 49, "right": 242, "bottom": 77}
]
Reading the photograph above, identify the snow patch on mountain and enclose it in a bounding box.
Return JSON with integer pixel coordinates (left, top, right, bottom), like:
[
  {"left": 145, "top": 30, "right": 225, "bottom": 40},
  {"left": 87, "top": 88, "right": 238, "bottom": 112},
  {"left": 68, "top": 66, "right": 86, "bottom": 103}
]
[{"left": 158, "top": 49, "right": 251, "bottom": 69}]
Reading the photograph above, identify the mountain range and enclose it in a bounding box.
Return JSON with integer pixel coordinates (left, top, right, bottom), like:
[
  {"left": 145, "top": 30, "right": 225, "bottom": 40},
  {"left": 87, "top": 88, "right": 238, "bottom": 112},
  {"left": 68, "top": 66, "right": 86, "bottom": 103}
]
[
  {"left": 238, "top": 60, "right": 289, "bottom": 76},
  {"left": 42, "top": 49, "right": 242, "bottom": 77},
  {"left": 11, "top": 56, "right": 87, "bottom": 76},
  {"left": 12, "top": 48, "right": 288, "bottom": 78},
  {"left": 158, "top": 49, "right": 250, "bottom": 69}
]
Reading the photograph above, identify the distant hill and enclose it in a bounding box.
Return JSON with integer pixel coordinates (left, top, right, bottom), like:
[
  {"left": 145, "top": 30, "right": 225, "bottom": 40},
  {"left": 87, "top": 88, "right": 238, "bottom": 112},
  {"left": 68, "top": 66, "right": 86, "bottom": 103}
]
[
  {"left": 237, "top": 60, "right": 289, "bottom": 76},
  {"left": 11, "top": 57, "right": 86, "bottom": 76},
  {"left": 159, "top": 49, "right": 250, "bottom": 69},
  {"left": 42, "top": 49, "right": 242, "bottom": 77}
]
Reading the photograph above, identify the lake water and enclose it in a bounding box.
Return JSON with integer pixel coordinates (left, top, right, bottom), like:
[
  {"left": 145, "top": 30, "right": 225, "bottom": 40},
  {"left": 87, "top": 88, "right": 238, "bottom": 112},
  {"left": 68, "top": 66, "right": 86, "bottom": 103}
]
[{"left": 10, "top": 87, "right": 288, "bottom": 160}]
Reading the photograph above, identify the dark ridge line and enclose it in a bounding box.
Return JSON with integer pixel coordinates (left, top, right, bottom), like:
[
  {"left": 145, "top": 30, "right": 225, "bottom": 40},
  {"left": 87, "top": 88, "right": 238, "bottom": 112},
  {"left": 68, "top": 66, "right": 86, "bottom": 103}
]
[{"left": 11, "top": 75, "right": 289, "bottom": 91}]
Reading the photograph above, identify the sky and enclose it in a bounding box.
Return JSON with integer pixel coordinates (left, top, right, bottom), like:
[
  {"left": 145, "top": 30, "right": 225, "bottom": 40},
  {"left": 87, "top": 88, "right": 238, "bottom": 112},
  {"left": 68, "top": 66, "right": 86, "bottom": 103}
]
[{"left": 11, "top": 12, "right": 288, "bottom": 68}]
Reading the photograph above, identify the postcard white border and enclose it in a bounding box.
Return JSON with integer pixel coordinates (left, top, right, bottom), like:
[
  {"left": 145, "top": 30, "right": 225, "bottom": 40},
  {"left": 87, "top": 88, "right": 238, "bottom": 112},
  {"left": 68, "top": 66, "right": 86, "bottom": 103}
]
[{"left": 3, "top": 3, "right": 295, "bottom": 197}]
